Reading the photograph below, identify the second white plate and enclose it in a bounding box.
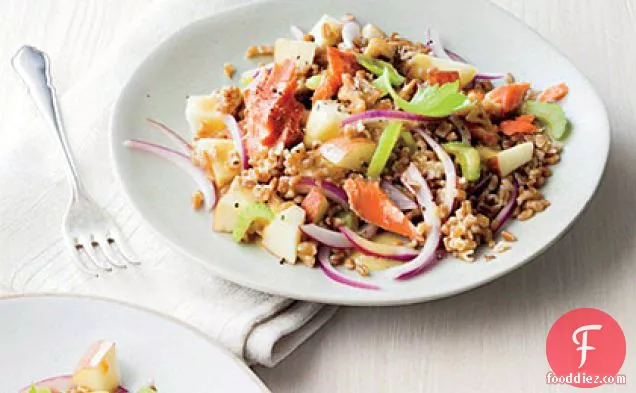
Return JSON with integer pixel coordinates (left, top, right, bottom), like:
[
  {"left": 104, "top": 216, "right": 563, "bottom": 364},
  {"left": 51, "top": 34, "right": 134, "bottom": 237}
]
[{"left": 0, "top": 295, "right": 270, "bottom": 393}]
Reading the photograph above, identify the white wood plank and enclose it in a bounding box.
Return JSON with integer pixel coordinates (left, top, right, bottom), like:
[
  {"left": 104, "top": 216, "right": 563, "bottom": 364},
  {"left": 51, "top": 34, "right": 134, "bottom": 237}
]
[{"left": 0, "top": 0, "right": 149, "bottom": 147}]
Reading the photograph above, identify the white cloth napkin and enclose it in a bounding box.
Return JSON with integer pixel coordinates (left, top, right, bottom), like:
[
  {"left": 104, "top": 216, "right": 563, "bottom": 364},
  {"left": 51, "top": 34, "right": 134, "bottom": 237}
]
[{"left": 0, "top": 0, "right": 337, "bottom": 367}]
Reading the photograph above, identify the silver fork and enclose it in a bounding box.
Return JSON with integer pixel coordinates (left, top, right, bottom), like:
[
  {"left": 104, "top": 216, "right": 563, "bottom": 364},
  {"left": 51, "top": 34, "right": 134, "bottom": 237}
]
[{"left": 12, "top": 45, "right": 139, "bottom": 275}]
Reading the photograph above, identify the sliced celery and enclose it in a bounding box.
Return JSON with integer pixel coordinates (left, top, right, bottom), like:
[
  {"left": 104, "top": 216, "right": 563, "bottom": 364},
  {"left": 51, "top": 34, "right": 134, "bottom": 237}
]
[
  {"left": 442, "top": 142, "right": 481, "bottom": 181},
  {"left": 521, "top": 101, "right": 569, "bottom": 140},
  {"left": 367, "top": 121, "right": 403, "bottom": 178},
  {"left": 232, "top": 202, "right": 275, "bottom": 242},
  {"left": 400, "top": 130, "right": 416, "bottom": 150}
]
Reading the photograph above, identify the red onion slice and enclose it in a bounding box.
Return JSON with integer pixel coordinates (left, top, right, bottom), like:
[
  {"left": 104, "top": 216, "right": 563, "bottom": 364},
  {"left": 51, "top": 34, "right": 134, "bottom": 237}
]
[
  {"left": 342, "top": 21, "right": 361, "bottom": 49},
  {"left": 124, "top": 139, "right": 217, "bottom": 210},
  {"left": 301, "top": 224, "right": 352, "bottom": 249},
  {"left": 381, "top": 181, "right": 417, "bottom": 211},
  {"left": 391, "top": 164, "right": 442, "bottom": 280},
  {"left": 115, "top": 387, "right": 130, "bottom": 393},
  {"left": 469, "top": 174, "right": 492, "bottom": 197},
  {"left": 426, "top": 27, "right": 451, "bottom": 59},
  {"left": 221, "top": 114, "right": 249, "bottom": 170},
  {"left": 340, "top": 226, "right": 418, "bottom": 261},
  {"left": 19, "top": 375, "right": 75, "bottom": 393},
  {"left": 474, "top": 72, "right": 505, "bottom": 81},
  {"left": 296, "top": 177, "right": 348, "bottom": 206},
  {"left": 491, "top": 181, "right": 519, "bottom": 232},
  {"left": 431, "top": 44, "right": 501, "bottom": 82},
  {"left": 146, "top": 118, "right": 191, "bottom": 154},
  {"left": 438, "top": 49, "right": 502, "bottom": 82},
  {"left": 445, "top": 49, "right": 467, "bottom": 63},
  {"left": 342, "top": 109, "right": 438, "bottom": 127},
  {"left": 290, "top": 25, "right": 305, "bottom": 40},
  {"left": 318, "top": 246, "right": 380, "bottom": 290},
  {"left": 416, "top": 130, "right": 457, "bottom": 218}
]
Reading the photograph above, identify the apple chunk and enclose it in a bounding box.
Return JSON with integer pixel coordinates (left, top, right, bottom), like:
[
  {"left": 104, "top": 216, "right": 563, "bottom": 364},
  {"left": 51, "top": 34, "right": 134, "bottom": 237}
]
[
  {"left": 274, "top": 38, "right": 317, "bottom": 69},
  {"left": 194, "top": 138, "right": 241, "bottom": 188},
  {"left": 487, "top": 142, "right": 534, "bottom": 176},
  {"left": 73, "top": 340, "right": 120, "bottom": 393},
  {"left": 213, "top": 180, "right": 256, "bottom": 233},
  {"left": 319, "top": 137, "right": 376, "bottom": 171},
  {"left": 405, "top": 54, "right": 477, "bottom": 87},
  {"left": 308, "top": 15, "right": 342, "bottom": 46},
  {"left": 185, "top": 95, "right": 226, "bottom": 137},
  {"left": 301, "top": 187, "right": 329, "bottom": 223},
  {"left": 261, "top": 205, "right": 306, "bottom": 264},
  {"left": 304, "top": 100, "right": 349, "bottom": 146}
]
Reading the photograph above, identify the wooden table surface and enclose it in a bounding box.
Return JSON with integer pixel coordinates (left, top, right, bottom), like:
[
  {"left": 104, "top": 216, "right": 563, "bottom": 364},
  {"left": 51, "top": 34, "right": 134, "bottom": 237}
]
[{"left": 1, "top": 1, "right": 634, "bottom": 391}]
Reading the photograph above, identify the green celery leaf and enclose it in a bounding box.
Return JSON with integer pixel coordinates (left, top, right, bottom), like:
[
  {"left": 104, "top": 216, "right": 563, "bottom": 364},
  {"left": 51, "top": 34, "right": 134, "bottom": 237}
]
[
  {"left": 355, "top": 54, "right": 405, "bottom": 86},
  {"left": 378, "top": 69, "right": 473, "bottom": 117}
]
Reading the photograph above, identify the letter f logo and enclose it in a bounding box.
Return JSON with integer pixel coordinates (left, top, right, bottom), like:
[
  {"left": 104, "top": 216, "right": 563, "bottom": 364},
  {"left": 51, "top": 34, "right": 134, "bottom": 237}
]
[{"left": 572, "top": 324, "right": 602, "bottom": 368}]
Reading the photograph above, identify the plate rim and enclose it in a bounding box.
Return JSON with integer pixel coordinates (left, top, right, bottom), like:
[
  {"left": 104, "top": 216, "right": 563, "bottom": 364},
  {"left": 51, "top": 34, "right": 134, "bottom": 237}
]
[
  {"left": 109, "top": 0, "right": 611, "bottom": 306},
  {"left": 0, "top": 293, "right": 271, "bottom": 392}
]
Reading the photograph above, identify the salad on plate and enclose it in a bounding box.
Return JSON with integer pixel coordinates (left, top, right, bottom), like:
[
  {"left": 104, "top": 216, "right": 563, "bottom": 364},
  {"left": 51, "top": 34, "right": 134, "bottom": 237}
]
[
  {"left": 126, "top": 14, "right": 570, "bottom": 290},
  {"left": 21, "top": 340, "right": 156, "bottom": 393}
]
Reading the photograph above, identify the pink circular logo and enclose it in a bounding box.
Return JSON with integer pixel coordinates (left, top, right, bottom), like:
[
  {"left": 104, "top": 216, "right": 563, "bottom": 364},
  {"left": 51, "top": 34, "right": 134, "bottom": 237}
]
[{"left": 546, "top": 308, "right": 626, "bottom": 388}]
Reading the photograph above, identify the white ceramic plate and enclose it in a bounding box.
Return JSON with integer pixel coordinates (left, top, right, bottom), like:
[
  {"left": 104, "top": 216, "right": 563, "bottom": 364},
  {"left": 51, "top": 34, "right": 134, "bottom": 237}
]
[
  {"left": 0, "top": 295, "right": 270, "bottom": 393},
  {"left": 110, "top": 0, "right": 609, "bottom": 305}
]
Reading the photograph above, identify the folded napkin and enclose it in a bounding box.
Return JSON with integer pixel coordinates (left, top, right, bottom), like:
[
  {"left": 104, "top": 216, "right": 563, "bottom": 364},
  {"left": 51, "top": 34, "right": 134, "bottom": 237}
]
[{"left": 0, "top": 0, "right": 337, "bottom": 367}]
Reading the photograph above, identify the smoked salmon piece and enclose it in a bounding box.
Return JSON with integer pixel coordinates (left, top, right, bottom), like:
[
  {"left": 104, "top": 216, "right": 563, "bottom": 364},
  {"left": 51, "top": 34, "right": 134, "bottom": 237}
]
[
  {"left": 243, "top": 59, "right": 305, "bottom": 158},
  {"left": 500, "top": 114, "right": 538, "bottom": 136},
  {"left": 426, "top": 68, "right": 460, "bottom": 86},
  {"left": 343, "top": 178, "right": 423, "bottom": 241},
  {"left": 537, "top": 83, "right": 569, "bottom": 103},
  {"left": 313, "top": 47, "right": 359, "bottom": 103},
  {"left": 483, "top": 83, "right": 530, "bottom": 117}
]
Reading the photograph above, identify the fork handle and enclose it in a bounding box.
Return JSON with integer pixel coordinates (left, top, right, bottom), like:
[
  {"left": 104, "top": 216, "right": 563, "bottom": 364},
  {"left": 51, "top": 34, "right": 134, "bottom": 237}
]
[{"left": 12, "top": 45, "right": 84, "bottom": 198}]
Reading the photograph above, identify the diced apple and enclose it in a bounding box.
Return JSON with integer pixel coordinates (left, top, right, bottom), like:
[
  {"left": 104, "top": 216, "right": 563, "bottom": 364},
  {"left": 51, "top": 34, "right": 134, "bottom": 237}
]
[
  {"left": 261, "top": 205, "right": 306, "bottom": 263},
  {"left": 72, "top": 340, "right": 120, "bottom": 393},
  {"left": 405, "top": 54, "right": 477, "bottom": 87},
  {"left": 301, "top": 187, "right": 329, "bottom": 223},
  {"left": 308, "top": 15, "right": 342, "bottom": 46},
  {"left": 319, "top": 137, "right": 377, "bottom": 170},
  {"left": 487, "top": 142, "right": 534, "bottom": 176},
  {"left": 361, "top": 23, "right": 386, "bottom": 40},
  {"left": 213, "top": 180, "right": 256, "bottom": 233},
  {"left": 185, "top": 95, "right": 227, "bottom": 137},
  {"left": 194, "top": 138, "right": 241, "bottom": 187},
  {"left": 350, "top": 233, "right": 407, "bottom": 271},
  {"left": 274, "top": 38, "right": 317, "bottom": 70},
  {"left": 304, "top": 100, "right": 349, "bottom": 146},
  {"left": 476, "top": 145, "right": 500, "bottom": 160}
]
